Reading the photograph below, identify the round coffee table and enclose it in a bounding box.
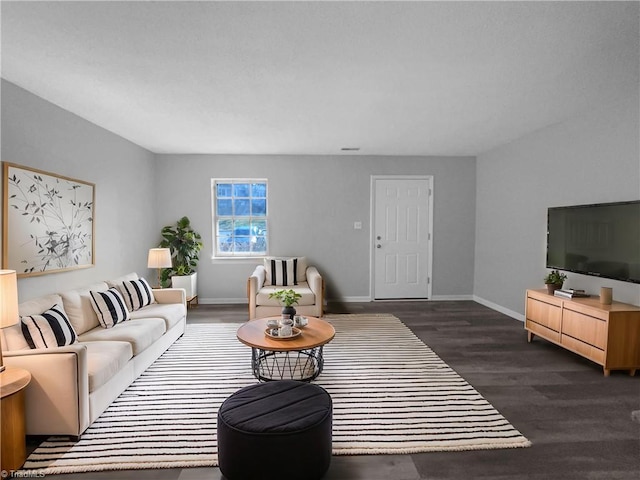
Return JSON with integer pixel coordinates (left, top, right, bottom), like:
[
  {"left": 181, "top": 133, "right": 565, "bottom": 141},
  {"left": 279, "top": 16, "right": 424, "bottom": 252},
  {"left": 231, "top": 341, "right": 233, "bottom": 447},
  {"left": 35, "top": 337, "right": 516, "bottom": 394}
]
[{"left": 236, "top": 316, "right": 335, "bottom": 382}]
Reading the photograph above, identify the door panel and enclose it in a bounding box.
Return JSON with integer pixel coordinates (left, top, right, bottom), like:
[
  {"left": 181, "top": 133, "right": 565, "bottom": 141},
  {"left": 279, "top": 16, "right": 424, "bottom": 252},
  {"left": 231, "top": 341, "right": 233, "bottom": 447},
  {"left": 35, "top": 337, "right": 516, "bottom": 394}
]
[{"left": 373, "top": 177, "right": 432, "bottom": 299}]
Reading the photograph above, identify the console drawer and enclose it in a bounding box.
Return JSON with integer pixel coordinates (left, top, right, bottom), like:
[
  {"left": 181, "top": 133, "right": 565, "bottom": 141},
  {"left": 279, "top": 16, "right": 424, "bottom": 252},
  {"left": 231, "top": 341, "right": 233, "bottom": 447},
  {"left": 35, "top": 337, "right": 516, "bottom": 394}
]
[
  {"left": 526, "top": 319, "right": 561, "bottom": 343},
  {"left": 562, "top": 310, "right": 607, "bottom": 349},
  {"left": 561, "top": 334, "right": 605, "bottom": 364},
  {"left": 526, "top": 297, "right": 561, "bottom": 332}
]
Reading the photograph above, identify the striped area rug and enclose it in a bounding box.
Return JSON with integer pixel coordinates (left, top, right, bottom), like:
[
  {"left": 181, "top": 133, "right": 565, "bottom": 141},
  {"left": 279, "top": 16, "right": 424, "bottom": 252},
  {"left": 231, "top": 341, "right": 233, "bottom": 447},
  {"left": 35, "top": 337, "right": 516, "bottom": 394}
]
[{"left": 22, "top": 314, "right": 530, "bottom": 474}]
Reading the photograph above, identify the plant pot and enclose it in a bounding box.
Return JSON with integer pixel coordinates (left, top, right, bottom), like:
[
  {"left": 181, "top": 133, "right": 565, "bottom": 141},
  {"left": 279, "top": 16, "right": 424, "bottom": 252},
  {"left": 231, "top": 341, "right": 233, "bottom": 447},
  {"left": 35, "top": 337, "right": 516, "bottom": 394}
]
[
  {"left": 545, "top": 282, "right": 562, "bottom": 295},
  {"left": 282, "top": 305, "right": 296, "bottom": 320},
  {"left": 171, "top": 272, "right": 197, "bottom": 298}
]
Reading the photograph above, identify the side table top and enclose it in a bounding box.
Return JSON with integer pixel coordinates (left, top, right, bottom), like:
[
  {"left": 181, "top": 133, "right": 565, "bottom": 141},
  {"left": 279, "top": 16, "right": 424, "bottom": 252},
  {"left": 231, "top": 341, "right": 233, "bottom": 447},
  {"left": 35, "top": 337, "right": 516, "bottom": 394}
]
[
  {"left": 237, "top": 316, "right": 335, "bottom": 351},
  {"left": 1, "top": 366, "right": 31, "bottom": 398}
]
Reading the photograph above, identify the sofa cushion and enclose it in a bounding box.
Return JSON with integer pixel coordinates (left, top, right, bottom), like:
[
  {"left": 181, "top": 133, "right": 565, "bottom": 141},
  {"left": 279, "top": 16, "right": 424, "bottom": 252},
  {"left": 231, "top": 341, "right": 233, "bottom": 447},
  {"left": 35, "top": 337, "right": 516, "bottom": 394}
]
[
  {"left": 129, "top": 303, "right": 186, "bottom": 331},
  {"left": 18, "top": 294, "right": 64, "bottom": 317},
  {"left": 256, "top": 282, "right": 316, "bottom": 307},
  {"left": 1, "top": 323, "right": 29, "bottom": 351},
  {"left": 60, "top": 282, "right": 109, "bottom": 335},
  {"left": 106, "top": 272, "right": 139, "bottom": 288},
  {"left": 264, "top": 257, "right": 307, "bottom": 285},
  {"left": 90, "top": 288, "right": 131, "bottom": 328},
  {"left": 118, "top": 278, "right": 155, "bottom": 311},
  {"left": 21, "top": 303, "right": 78, "bottom": 349},
  {"left": 78, "top": 318, "right": 166, "bottom": 356},
  {"left": 83, "top": 340, "right": 133, "bottom": 393}
]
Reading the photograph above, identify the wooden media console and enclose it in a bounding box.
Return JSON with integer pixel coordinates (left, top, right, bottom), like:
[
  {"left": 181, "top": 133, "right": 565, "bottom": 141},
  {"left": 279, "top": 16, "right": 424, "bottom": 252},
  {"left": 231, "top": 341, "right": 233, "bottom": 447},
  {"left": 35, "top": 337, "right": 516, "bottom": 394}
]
[{"left": 525, "top": 289, "right": 640, "bottom": 376}]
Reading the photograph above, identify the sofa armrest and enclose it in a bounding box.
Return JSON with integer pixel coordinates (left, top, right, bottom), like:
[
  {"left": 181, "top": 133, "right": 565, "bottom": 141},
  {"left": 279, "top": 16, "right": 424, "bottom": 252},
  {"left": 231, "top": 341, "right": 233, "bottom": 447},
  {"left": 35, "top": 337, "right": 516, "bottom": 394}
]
[
  {"left": 247, "top": 265, "right": 266, "bottom": 319},
  {"left": 306, "top": 266, "right": 324, "bottom": 307},
  {"left": 3, "top": 344, "right": 90, "bottom": 437},
  {"left": 153, "top": 288, "right": 187, "bottom": 309},
  {"left": 251, "top": 265, "right": 266, "bottom": 288}
]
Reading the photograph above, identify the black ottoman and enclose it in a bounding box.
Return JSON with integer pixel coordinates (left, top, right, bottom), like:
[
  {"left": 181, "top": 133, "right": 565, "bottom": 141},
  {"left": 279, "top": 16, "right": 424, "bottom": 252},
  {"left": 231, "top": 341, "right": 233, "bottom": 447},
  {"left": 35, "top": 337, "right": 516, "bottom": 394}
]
[{"left": 217, "top": 380, "right": 332, "bottom": 480}]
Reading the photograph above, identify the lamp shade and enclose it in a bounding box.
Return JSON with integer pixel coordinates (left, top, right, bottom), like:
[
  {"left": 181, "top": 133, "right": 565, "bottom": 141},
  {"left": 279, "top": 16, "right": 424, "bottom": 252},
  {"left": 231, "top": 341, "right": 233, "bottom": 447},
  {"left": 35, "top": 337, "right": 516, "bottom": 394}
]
[
  {"left": 147, "top": 248, "right": 172, "bottom": 269},
  {"left": 0, "top": 270, "right": 19, "bottom": 328}
]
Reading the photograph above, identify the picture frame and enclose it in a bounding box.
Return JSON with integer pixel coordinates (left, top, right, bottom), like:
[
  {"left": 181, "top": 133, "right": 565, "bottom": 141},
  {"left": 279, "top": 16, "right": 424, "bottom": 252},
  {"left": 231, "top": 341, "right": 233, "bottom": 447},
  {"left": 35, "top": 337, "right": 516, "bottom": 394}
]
[{"left": 2, "top": 162, "right": 95, "bottom": 277}]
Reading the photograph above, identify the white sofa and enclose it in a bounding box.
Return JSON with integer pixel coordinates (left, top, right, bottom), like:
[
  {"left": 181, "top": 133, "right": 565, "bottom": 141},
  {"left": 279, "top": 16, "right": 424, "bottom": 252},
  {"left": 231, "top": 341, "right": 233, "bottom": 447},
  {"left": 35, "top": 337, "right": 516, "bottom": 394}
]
[
  {"left": 247, "top": 258, "right": 324, "bottom": 319},
  {"left": 0, "top": 273, "right": 186, "bottom": 439}
]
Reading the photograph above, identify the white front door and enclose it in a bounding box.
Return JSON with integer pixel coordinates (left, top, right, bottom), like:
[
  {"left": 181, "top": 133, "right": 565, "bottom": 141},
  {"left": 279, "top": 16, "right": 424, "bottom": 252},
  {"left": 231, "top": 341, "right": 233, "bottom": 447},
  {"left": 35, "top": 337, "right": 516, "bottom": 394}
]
[{"left": 372, "top": 176, "right": 432, "bottom": 299}]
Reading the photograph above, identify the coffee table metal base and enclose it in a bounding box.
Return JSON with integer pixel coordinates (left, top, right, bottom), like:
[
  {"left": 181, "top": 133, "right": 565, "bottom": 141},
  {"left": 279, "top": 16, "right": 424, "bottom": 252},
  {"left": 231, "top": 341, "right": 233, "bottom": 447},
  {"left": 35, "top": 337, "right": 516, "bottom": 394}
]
[{"left": 251, "top": 346, "right": 325, "bottom": 382}]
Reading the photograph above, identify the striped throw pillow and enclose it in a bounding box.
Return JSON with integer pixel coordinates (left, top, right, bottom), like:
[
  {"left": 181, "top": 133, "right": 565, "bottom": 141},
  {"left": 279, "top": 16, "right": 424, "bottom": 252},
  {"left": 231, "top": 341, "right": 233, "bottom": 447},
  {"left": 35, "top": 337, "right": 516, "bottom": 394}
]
[
  {"left": 21, "top": 304, "right": 78, "bottom": 349},
  {"left": 90, "top": 288, "right": 130, "bottom": 328},
  {"left": 119, "top": 278, "right": 155, "bottom": 311},
  {"left": 265, "top": 258, "right": 299, "bottom": 286}
]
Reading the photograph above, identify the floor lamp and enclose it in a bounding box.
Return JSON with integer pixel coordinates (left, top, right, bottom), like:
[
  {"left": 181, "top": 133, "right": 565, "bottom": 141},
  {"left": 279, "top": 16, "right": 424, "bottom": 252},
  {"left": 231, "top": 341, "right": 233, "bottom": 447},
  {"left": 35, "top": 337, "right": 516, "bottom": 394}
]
[
  {"left": 148, "top": 248, "right": 172, "bottom": 288},
  {"left": 0, "top": 270, "right": 19, "bottom": 373}
]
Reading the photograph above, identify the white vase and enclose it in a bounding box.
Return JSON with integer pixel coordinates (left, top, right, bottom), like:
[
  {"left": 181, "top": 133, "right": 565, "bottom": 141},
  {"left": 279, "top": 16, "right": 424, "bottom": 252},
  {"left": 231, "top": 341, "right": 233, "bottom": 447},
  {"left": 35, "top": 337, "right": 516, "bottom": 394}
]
[{"left": 171, "top": 272, "right": 197, "bottom": 298}]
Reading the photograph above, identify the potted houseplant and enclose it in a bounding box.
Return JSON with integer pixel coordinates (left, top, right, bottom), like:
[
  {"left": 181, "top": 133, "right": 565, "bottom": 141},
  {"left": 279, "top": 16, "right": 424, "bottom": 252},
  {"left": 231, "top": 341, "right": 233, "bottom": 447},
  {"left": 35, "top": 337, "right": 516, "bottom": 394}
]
[
  {"left": 269, "top": 289, "right": 302, "bottom": 320},
  {"left": 544, "top": 269, "right": 567, "bottom": 294},
  {"left": 159, "top": 216, "right": 203, "bottom": 296}
]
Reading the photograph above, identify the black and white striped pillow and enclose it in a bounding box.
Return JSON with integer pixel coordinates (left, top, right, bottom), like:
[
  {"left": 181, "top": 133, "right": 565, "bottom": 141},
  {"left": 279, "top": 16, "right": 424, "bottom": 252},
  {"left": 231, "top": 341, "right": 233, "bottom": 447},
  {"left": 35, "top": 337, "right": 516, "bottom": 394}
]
[
  {"left": 265, "top": 258, "right": 299, "bottom": 286},
  {"left": 21, "top": 304, "right": 78, "bottom": 349},
  {"left": 90, "top": 288, "right": 130, "bottom": 328},
  {"left": 119, "top": 278, "right": 155, "bottom": 311}
]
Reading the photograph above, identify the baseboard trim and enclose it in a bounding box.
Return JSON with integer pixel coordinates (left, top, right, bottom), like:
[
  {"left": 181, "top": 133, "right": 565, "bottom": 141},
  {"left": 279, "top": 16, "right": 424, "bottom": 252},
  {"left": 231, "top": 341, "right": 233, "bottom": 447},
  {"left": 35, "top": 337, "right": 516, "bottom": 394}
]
[
  {"left": 199, "top": 298, "right": 246, "bottom": 305},
  {"left": 201, "top": 295, "right": 478, "bottom": 304},
  {"left": 430, "top": 294, "right": 474, "bottom": 301},
  {"left": 201, "top": 296, "right": 375, "bottom": 304},
  {"left": 473, "top": 295, "right": 524, "bottom": 322},
  {"left": 200, "top": 295, "right": 525, "bottom": 323},
  {"left": 333, "top": 296, "right": 374, "bottom": 303}
]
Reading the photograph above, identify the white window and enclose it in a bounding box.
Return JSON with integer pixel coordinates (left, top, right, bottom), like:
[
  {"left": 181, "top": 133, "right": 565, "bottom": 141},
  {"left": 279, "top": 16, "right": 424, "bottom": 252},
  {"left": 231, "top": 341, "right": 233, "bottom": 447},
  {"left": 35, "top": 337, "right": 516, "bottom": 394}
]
[{"left": 212, "top": 179, "right": 268, "bottom": 257}]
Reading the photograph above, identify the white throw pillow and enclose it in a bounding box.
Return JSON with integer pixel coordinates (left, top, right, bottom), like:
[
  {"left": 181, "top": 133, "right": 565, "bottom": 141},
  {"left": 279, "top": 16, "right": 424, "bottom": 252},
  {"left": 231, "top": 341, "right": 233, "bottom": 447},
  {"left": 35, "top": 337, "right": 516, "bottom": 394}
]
[
  {"left": 21, "top": 304, "right": 78, "bottom": 349},
  {"left": 118, "top": 278, "right": 155, "bottom": 311},
  {"left": 264, "top": 257, "right": 307, "bottom": 286},
  {"left": 90, "top": 288, "right": 131, "bottom": 328},
  {"left": 265, "top": 258, "right": 297, "bottom": 286}
]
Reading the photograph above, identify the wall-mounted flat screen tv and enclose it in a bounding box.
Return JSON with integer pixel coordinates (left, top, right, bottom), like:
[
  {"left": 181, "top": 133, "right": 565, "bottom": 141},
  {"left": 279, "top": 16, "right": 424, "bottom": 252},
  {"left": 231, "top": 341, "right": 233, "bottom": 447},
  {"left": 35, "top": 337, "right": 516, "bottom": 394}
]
[{"left": 547, "top": 200, "right": 640, "bottom": 284}]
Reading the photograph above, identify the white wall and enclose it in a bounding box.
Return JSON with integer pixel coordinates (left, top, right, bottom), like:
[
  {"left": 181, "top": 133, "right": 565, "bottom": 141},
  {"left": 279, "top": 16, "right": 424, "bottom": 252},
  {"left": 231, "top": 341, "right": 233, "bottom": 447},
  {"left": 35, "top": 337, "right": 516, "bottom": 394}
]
[
  {"left": 5, "top": 79, "right": 637, "bottom": 313},
  {"left": 474, "top": 92, "right": 640, "bottom": 316},
  {"left": 0, "top": 80, "right": 478, "bottom": 305},
  {"left": 154, "top": 154, "right": 476, "bottom": 303},
  {"left": 1, "top": 80, "right": 159, "bottom": 300}
]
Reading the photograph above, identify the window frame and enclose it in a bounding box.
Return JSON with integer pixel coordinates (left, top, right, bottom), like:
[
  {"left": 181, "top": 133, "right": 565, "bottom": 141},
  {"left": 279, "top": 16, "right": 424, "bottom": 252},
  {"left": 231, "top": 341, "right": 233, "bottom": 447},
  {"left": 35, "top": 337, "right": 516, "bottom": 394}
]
[{"left": 212, "top": 178, "right": 268, "bottom": 258}]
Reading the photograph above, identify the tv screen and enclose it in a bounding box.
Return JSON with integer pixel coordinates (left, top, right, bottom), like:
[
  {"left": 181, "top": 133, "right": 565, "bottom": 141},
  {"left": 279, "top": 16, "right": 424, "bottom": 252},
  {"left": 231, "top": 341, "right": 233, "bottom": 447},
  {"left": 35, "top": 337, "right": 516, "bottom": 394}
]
[{"left": 546, "top": 200, "right": 640, "bottom": 284}]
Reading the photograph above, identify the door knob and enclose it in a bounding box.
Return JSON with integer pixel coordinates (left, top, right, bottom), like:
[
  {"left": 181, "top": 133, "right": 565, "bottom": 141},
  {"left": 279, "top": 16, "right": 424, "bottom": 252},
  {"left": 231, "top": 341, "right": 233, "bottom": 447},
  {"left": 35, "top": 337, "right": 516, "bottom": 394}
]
[
  {"left": 376, "top": 236, "right": 382, "bottom": 240},
  {"left": 376, "top": 244, "right": 382, "bottom": 248}
]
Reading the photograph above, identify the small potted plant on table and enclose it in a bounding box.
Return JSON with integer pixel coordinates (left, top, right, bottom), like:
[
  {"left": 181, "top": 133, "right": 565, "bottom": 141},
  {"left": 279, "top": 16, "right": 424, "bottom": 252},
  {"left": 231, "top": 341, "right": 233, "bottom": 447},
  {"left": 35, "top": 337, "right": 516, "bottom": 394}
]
[
  {"left": 269, "top": 289, "right": 302, "bottom": 320},
  {"left": 544, "top": 269, "right": 567, "bottom": 294}
]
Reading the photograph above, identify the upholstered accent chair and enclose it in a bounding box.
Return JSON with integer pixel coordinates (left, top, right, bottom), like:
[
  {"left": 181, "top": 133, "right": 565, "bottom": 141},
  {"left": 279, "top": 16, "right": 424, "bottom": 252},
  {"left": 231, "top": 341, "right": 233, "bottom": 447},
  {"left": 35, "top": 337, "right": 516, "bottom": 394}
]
[{"left": 247, "top": 257, "right": 324, "bottom": 319}]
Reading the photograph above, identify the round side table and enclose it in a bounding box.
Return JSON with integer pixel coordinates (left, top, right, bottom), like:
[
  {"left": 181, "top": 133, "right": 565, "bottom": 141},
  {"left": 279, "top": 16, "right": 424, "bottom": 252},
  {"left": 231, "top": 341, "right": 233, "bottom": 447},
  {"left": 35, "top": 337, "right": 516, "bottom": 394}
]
[
  {"left": 237, "top": 316, "right": 335, "bottom": 382},
  {"left": 1, "top": 366, "right": 32, "bottom": 471}
]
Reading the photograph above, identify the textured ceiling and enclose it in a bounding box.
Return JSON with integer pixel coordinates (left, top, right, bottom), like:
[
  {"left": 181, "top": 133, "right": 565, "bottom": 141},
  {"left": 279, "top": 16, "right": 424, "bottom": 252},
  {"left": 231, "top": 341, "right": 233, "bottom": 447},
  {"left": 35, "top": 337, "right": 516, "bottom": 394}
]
[{"left": 1, "top": 1, "right": 638, "bottom": 155}]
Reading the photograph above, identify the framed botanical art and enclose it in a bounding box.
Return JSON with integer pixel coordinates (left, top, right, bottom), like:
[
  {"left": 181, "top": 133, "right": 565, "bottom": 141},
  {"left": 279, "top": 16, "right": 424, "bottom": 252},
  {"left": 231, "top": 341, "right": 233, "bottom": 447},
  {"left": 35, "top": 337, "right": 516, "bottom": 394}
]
[{"left": 2, "top": 162, "right": 95, "bottom": 277}]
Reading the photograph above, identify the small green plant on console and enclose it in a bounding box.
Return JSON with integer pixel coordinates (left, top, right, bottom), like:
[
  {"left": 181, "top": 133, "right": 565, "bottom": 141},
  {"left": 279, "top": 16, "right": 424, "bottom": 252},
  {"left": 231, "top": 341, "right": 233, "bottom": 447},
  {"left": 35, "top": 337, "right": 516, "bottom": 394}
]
[
  {"left": 544, "top": 270, "right": 567, "bottom": 294},
  {"left": 544, "top": 269, "right": 567, "bottom": 286}
]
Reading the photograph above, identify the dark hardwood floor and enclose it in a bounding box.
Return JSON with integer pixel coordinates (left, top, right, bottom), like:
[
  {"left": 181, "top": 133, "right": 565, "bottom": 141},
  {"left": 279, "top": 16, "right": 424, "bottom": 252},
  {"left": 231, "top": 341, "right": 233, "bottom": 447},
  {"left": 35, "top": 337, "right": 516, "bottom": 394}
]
[{"left": 27, "top": 301, "right": 639, "bottom": 479}]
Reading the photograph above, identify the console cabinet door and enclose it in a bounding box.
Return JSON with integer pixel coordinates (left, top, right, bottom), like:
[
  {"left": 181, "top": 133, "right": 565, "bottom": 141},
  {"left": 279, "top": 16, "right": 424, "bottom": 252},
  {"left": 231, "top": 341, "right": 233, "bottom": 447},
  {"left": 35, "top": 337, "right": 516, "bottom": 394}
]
[
  {"left": 526, "top": 296, "right": 562, "bottom": 342},
  {"left": 562, "top": 309, "right": 607, "bottom": 350}
]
